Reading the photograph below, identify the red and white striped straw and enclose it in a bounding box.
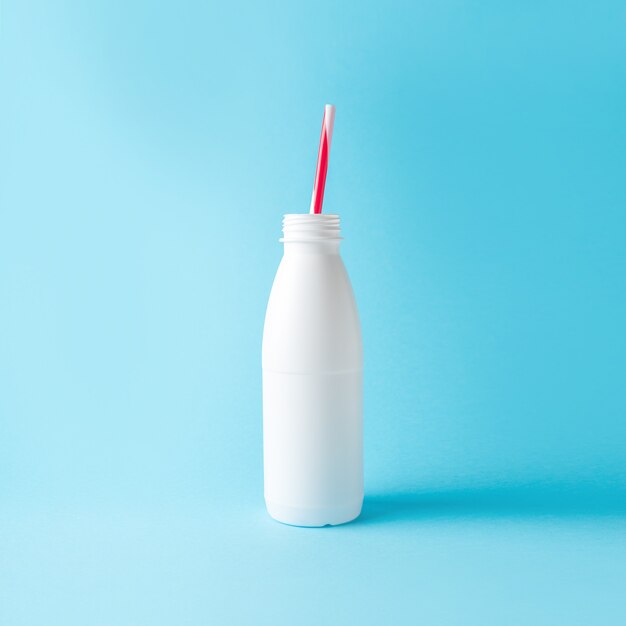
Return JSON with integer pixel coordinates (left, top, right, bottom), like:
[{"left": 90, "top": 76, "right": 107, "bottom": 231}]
[{"left": 309, "top": 104, "right": 336, "bottom": 214}]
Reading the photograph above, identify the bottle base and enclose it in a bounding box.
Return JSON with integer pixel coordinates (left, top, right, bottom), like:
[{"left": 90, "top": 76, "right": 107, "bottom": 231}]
[{"left": 265, "top": 499, "right": 363, "bottom": 527}]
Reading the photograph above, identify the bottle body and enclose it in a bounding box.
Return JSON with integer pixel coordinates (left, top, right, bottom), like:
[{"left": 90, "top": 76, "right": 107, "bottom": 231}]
[{"left": 262, "top": 215, "right": 363, "bottom": 526}]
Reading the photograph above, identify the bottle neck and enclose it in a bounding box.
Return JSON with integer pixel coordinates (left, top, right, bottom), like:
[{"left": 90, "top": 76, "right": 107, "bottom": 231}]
[
  {"left": 280, "top": 214, "right": 342, "bottom": 255},
  {"left": 284, "top": 240, "right": 341, "bottom": 255}
]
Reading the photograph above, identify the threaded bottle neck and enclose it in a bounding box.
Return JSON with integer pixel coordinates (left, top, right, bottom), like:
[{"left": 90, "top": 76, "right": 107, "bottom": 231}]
[{"left": 280, "top": 214, "right": 341, "bottom": 243}]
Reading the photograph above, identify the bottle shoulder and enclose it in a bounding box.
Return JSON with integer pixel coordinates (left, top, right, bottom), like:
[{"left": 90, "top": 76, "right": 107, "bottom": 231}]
[{"left": 262, "top": 254, "right": 362, "bottom": 373}]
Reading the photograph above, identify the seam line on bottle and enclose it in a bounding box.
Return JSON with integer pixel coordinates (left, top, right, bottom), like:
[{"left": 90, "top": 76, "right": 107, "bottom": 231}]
[{"left": 262, "top": 367, "right": 363, "bottom": 376}]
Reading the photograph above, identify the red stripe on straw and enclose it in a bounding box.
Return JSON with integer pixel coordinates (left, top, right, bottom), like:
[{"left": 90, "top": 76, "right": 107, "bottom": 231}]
[{"left": 310, "top": 105, "right": 334, "bottom": 214}]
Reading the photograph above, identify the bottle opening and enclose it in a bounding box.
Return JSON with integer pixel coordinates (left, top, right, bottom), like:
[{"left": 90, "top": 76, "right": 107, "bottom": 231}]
[{"left": 281, "top": 214, "right": 341, "bottom": 242}]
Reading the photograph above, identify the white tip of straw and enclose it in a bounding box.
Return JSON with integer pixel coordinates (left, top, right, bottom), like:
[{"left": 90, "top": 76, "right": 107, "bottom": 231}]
[{"left": 324, "top": 104, "right": 336, "bottom": 149}]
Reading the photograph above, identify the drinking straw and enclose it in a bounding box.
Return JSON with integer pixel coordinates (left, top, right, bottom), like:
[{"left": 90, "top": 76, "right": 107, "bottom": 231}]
[{"left": 309, "top": 104, "right": 336, "bottom": 214}]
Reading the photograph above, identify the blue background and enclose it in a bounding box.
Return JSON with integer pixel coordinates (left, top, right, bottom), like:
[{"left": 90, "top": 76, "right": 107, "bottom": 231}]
[{"left": 2, "top": 1, "right": 626, "bottom": 623}]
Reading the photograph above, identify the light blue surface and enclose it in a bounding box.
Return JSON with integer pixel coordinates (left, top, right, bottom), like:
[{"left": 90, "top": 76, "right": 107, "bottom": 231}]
[{"left": 1, "top": 1, "right": 626, "bottom": 624}]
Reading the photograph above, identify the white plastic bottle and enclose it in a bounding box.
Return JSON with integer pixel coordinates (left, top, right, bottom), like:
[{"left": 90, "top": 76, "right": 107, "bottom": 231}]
[{"left": 262, "top": 213, "right": 363, "bottom": 526}]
